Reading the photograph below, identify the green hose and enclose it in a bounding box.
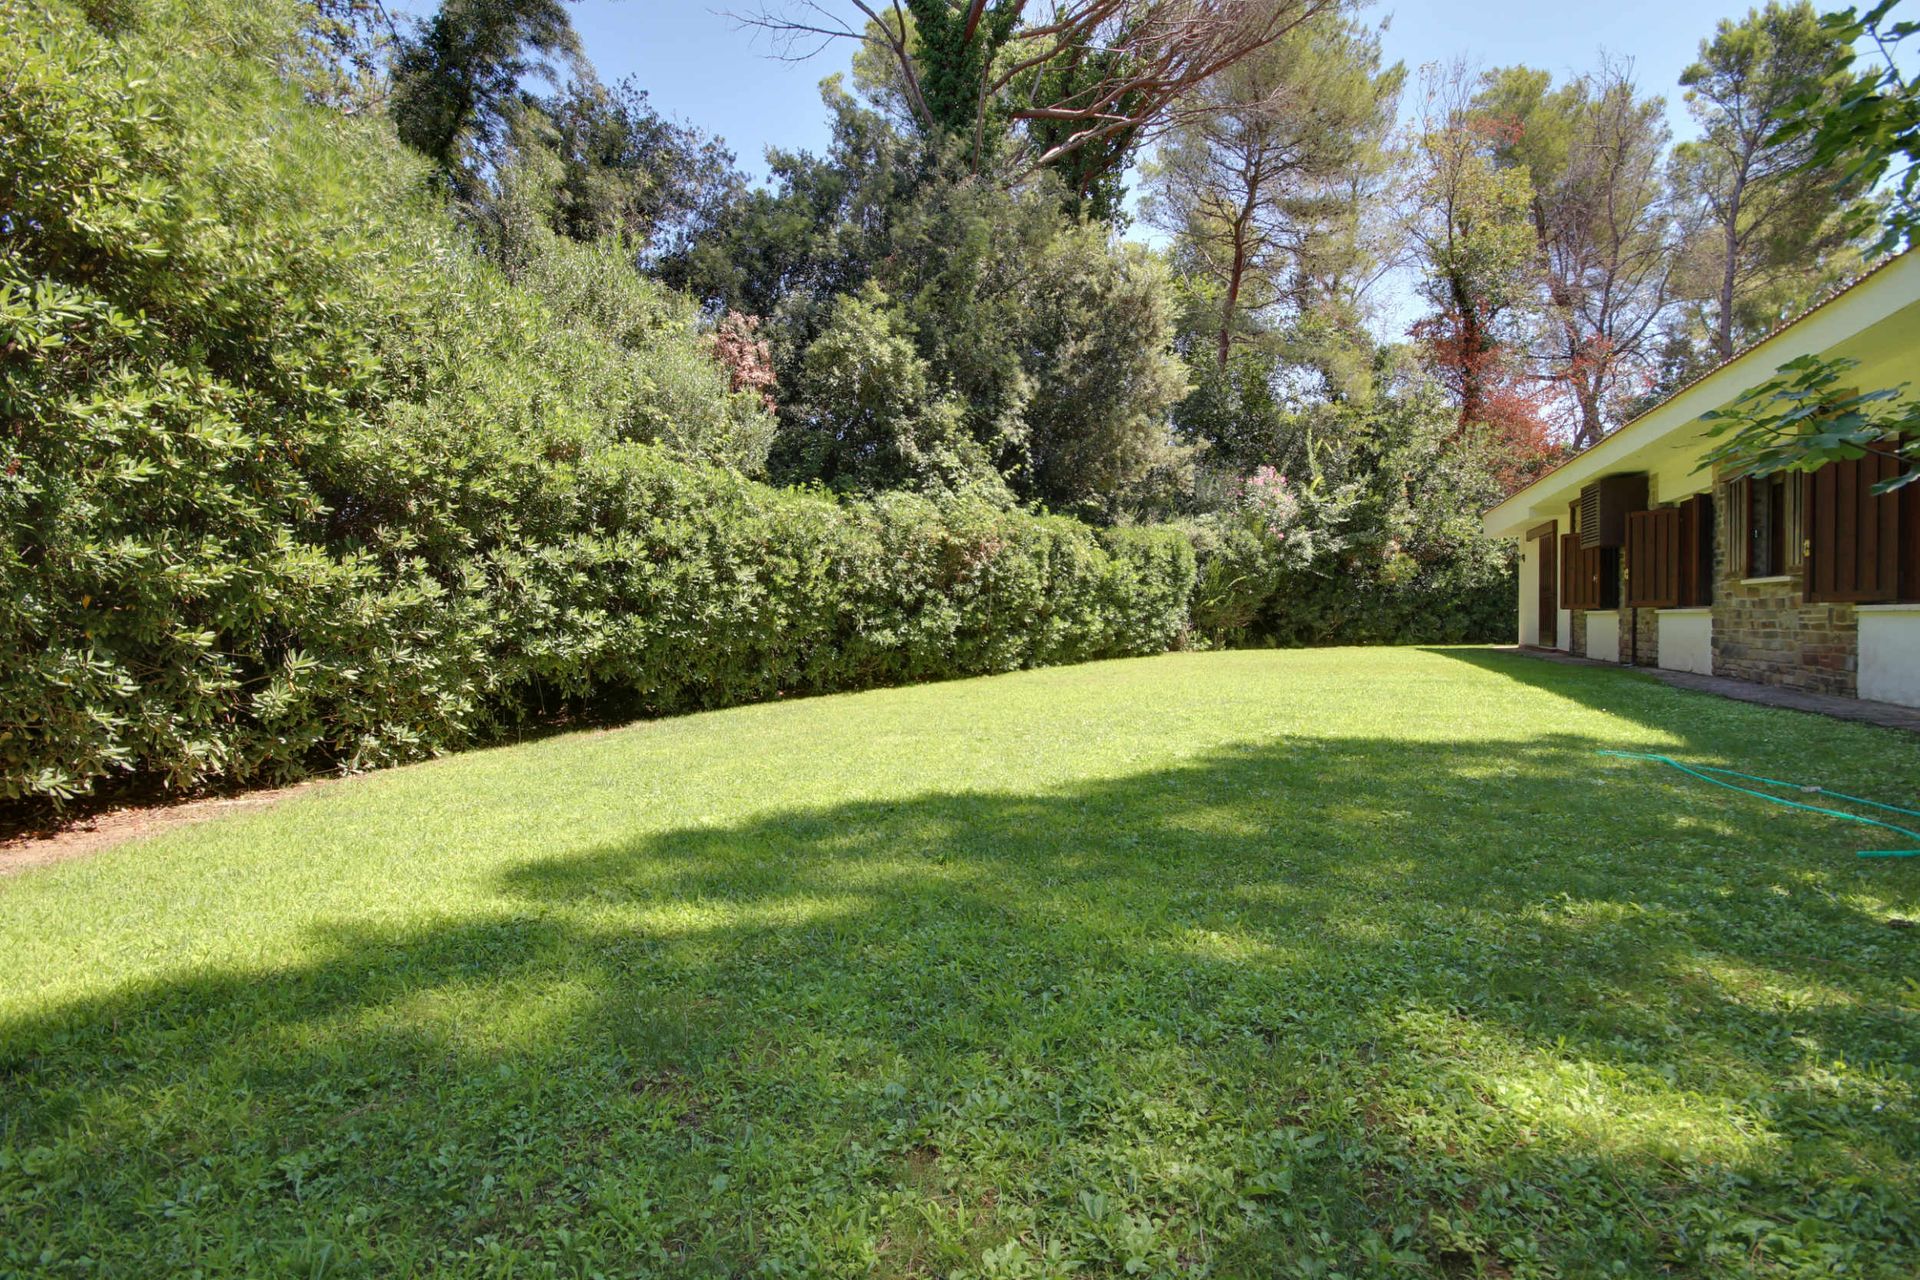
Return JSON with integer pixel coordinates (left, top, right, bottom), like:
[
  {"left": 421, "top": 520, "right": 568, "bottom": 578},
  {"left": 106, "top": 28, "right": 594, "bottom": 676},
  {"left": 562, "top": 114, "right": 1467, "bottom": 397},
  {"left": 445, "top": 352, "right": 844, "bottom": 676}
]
[{"left": 1596, "top": 750, "right": 1920, "bottom": 858}]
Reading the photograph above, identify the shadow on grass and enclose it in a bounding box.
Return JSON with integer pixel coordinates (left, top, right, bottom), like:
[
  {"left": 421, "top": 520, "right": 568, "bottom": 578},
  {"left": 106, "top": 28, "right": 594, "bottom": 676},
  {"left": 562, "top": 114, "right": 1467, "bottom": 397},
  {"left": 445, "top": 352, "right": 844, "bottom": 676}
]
[
  {"left": 4, "top": 729, "right": 1918, "bottom": 1277},
  {"left": 1428, "top": 645, "right": 1914, "bottom": 748}
]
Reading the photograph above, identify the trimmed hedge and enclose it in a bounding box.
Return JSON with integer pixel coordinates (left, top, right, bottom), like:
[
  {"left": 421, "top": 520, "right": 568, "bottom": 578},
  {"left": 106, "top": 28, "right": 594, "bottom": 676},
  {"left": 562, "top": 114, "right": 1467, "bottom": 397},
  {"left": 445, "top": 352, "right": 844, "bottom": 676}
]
[
  {"left": 489, "top": 461, "right": 1196, "bottom": 727},
  {"left": 5, "top": 382, "right": 1193, "bottom": 802}
]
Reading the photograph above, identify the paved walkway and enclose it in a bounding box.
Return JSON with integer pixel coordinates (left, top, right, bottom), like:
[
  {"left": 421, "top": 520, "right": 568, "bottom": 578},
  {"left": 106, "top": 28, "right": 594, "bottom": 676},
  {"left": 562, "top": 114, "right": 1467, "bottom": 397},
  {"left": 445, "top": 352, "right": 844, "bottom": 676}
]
[{"left": 1503, "top": 646, "right": 1920, "bottom": 735}]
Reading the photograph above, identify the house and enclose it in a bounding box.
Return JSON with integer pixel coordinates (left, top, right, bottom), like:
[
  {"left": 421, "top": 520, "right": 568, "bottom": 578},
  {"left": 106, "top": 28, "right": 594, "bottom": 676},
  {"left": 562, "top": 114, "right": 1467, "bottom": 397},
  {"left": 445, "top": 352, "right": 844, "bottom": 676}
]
[{"left": 1482, "top": 249, "right": 1920, "bottom": 709}]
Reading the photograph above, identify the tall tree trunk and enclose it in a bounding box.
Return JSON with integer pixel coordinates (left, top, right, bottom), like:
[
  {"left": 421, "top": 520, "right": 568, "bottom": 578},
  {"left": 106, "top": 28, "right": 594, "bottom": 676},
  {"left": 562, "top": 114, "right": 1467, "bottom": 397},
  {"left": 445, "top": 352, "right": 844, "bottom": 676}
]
[
  {"left": 1449, "top": 267, "right": 1487, "bottom": 428},
  {"left": 1715, "top": 187, "right": 1743, "bottom": 362},
  {"left": 1218, "top": 245, "right": 1246, "bottom": 370},
  {"left": 1575, "top": 378, "right": 1603, "bottom": 449},
  {"left": 1217, "top": 179, "right": 1261, "bottom": 370}
]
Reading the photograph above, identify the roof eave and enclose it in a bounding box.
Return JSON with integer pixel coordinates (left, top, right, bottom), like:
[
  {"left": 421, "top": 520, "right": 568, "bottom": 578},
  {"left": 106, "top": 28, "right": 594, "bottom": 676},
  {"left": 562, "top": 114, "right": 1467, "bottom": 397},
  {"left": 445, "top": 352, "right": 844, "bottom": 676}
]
[{"left": 1482, "top": 248, "right": 1920, "bottom": 540}]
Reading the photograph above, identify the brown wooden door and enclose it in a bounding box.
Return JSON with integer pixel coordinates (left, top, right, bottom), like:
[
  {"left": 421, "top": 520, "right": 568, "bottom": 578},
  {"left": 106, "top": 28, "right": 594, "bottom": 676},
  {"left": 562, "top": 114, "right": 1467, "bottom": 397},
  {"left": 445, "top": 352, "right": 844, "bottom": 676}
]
[{"left": 1529, "top": 522, "right": 1558, "bottom": 645}]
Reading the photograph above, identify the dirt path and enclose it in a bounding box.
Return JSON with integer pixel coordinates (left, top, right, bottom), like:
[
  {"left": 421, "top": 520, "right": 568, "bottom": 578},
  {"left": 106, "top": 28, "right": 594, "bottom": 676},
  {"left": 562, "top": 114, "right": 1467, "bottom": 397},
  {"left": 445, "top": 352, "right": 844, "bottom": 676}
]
[{"left": 1, "top": 781, "right": 328, "bottom": 876}]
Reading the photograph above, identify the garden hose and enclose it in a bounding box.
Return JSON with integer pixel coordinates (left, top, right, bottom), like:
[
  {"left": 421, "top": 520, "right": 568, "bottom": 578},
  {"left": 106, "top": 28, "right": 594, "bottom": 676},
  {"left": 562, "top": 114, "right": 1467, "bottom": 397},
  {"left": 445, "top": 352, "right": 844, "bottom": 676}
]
[{"left": 1596, "top": 750, "right": 1920, "bottom": 858}]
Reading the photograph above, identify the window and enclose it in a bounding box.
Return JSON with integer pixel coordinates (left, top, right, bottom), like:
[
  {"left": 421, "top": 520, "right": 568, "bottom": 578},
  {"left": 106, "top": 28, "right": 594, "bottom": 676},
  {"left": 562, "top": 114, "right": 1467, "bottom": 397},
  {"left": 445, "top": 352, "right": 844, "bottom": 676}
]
[
  {"left": 1725, "top": 473, "right": 1801, "bottom": 579},
  {"left": 1749, "top": 474, "right": 1791, "bottom": 577}
]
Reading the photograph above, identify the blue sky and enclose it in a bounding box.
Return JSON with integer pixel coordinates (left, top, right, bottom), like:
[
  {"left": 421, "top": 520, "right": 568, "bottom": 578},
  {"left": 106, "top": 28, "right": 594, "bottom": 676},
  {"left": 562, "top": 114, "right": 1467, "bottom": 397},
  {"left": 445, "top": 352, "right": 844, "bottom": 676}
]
[{"left": 537, "top": 0, "right": 1780, "bottom": 179}]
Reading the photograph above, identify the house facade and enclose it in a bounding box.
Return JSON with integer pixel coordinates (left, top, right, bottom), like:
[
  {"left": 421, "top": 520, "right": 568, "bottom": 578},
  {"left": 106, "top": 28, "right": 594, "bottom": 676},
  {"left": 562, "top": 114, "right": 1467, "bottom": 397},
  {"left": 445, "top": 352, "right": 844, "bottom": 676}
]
[{"left": 1482, "top": 251, "right": 1920, "bottom": 710}]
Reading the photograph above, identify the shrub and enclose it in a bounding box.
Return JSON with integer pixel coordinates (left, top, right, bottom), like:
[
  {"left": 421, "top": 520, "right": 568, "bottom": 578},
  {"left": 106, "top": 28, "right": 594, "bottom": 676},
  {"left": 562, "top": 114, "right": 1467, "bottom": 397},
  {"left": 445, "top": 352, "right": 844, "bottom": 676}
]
[
  {"left": 0, "top": 0, "right": 1192, "bottom": 805},
  {"left": 0, "top": 0, "right": 1509, "bottom": 811},
  {"left": 1181, "top": 408, "right": 1516, "bottom": 649}
]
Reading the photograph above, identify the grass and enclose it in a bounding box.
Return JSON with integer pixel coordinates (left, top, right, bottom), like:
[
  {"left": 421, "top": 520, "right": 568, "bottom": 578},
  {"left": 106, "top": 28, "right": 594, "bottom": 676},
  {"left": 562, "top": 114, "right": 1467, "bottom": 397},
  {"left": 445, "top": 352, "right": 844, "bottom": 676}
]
[{"left": 2, "top": 647, "right": 1918, "bottom": 1279}]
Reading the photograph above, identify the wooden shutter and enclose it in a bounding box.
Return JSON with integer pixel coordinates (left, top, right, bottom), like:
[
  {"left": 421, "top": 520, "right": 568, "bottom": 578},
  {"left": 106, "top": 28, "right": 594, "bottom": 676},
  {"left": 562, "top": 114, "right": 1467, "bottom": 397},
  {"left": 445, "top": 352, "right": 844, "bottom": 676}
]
[
  {"left": 1625, "top": 507, "right": 1681, "bottom": 608},
  {"left": 1528, "top": 521, "right": 1559, "bottom": 640},
  {"left": 1560, "top": 533, "right": 1617, "bottom": 610},
  {"left": 1678, "top": 493, "right": 1715, "bottom": 606},
  {"left": 1904, "top": 473, "right": 1920, "bottom": 603},
  {"left": 1578, "top": 474, "right": 1650, "bottom": 548},
  {"left": 1805, "top": 451, "right": 1903, "bottom": 603}
]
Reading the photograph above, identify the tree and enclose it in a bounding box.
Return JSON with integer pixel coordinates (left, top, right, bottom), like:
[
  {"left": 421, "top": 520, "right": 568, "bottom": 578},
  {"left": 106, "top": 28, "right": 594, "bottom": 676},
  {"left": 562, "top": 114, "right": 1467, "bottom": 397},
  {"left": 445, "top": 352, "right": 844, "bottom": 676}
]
[
  {"left": 291, "top": 0, "right": 402, "bottom": 113},
  {"left": 774, "top": 284, "right": 998, "bottom": 493},
  {"left": 1405, "top": 67, "right": 1550, "bottom": 472},
  {"left": 860, "top": 163, "right": 1191, "bottom": 512},
  {"left": 1476, "top": 62, "right": 1679, "bottom": 446},
  {"left": 1777, "top": 0, "right": 1920, "bottom": 255},
  {"left": 733, "top": 0, "right": 1338, "bottom": 215},
  {"left": 1144, "top": 7, "right": 1402, "bottom": 369},
  {"left": 526, "top": 78, "right": 744, "bottom": 256},
  {"left": 656, "top": 79, "right": 923, "bottom": 319},
  {"left": 662, "top": 82, "right": 1191, "bottom": 513},
  {"left": 1670, "top": 1, "right": 1870, "bottom": 361},
  {"left": 389, "top": 0, "right": 585, "bottom": 194},
  {"left": 1016, "top": 229, "right": 1193, "bottom": 516},
  {"left": 1693, "top": 1, "right": 1920, "bottom": 495}
]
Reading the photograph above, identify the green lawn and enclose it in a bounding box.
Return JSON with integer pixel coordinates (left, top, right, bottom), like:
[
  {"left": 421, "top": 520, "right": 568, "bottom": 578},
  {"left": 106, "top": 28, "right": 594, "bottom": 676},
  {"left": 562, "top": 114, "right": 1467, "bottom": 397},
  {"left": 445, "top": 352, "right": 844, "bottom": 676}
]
[{"left": 3, "top": 648, "right": 1918, "bottom": 1278}]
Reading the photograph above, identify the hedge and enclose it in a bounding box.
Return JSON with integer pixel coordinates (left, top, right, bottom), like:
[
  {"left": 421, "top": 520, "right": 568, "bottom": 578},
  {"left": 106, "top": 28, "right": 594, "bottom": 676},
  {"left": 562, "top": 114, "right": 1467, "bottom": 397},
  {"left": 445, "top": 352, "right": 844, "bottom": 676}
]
[
  {"left": 0, "top": 0, "right": 1512, "bottom": 809},
  {"left": 0, "top": 0, "right": 1204, "bottom": 805}
]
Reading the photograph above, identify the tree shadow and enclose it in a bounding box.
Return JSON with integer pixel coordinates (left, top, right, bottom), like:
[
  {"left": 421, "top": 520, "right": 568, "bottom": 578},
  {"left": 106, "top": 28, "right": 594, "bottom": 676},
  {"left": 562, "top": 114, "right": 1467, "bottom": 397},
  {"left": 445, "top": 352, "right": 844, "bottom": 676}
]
[
  {"left": 4, "top": 731, "right": 1918, "bottom": 1277},
  {"left": 1426, "top": 646, "right": 1920, "bottom": 774}
]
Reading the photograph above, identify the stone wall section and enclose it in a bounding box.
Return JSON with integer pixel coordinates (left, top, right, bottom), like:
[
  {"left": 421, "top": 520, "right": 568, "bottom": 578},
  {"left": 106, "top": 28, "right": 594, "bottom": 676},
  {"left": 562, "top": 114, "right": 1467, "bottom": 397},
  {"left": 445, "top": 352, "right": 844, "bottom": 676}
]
[
  {"left": 1625, "top": 594, "right": 1658, "bottom": 668},
  {"left": 1708, "top": 470, "right": 1858, "bottom": 696}
]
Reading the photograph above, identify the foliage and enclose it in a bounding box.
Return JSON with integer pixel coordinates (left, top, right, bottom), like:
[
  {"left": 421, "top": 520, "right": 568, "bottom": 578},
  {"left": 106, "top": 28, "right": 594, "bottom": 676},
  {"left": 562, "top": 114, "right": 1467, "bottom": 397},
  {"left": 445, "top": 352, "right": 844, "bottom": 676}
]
[
  {"left": 1255, "top": 391, "right": 1518, "bottom": 647},
  {"left": 287, "top": 0, "right": 397, "bottom": 112},
  {"left": 1143, "top": 6, "right": 1402, "bottom": 370},
  {"left": 902, "top": 0, "right": 1024, "bottom": 152},
  {"left": 705, "top": 310, "right": 779, "bottom": 413},
  {"left": 1171, "top": 343, "right": 1298, "bottom": 474},
  {"left": 669, "top": 88, "right": 1192, "bottom": 517},
  {"left": 8, "top": 649, "right": 1920, "bottom": 1276},
  {"left": 1017, "top": 24, "right": 1152, "bottom": 222},
  {"left": 658, "top": 77, "right": 923, "bottom": 320},
  {"left": 1009, "top": 228, "right": 1194, "bottom": 518},
  {"left": 1179, "top": 466, "right": 1308, "bottom": 643},
  {"left": 0, "top": 0, "right": 1192, "bottom": 805},
  {"left": 1475, "top": 62, "right": 1678, "bottom": 448},
  {"left": 388, "top": 0, "right": 584, "bottom": 195},
  {"left": 1176, "top": 375, "right": 1517, "bottom": 648},
  {"left": 482, "top": 153, "right": 780, "bottom": 473},
  {"left": 773, "top": 284, "right": 998, "bottom": 495},
  {"left": 1673, "top": 2, "right": 1918, "bottom": 490},
  {"left": 743, "top": 0, "right": 1339, "bottom": 222},
  {"left": 1406, "top": 69, "right": 1553, "bottom": 468},
  {"left": 1696, "top": 352, "right": 1920, "bottom": 489},
  {"left": 524, "top": 77, "right": 744, "bottom": 257},
  {"left": 1668, "top": 0, "right": 1876, "bottom": 360},
  {"left": 1777, "top": 0, "right": 1920, "bottom": 255}
]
